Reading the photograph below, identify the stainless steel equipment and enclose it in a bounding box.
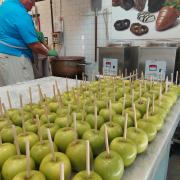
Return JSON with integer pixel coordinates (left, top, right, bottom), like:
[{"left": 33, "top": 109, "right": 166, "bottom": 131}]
[
  {"left": 98, "top": 45, "right": 139, "bottom": 76},
  {"left": 139, "top": 41, "right": 178, "bottom": 80}
]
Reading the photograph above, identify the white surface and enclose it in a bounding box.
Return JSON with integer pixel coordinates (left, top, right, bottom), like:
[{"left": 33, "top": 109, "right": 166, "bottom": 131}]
[
  {"left": 0, "top": 76, "right": 179, "bottom": 180},
  {"left": 111, "top": 1, "right": 180, "bottom": 40},
  {"left": 0, "top": 76, "right": 78, "bottom": 109}
]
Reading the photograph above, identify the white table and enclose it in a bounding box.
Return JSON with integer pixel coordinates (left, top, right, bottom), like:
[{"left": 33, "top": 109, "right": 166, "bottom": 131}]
[{"left": 0, "top": 76, "right": 179, "bottom": 180}]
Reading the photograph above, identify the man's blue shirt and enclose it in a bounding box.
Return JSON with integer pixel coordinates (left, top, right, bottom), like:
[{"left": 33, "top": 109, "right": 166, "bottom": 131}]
[{"left": 0, "top": 0, "right": 38, "bottom": 59}]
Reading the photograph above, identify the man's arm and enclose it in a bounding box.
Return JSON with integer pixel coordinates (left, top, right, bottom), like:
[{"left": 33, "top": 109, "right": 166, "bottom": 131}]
[{"left": 28, "top": 42, "right": 48, "bottom": 56}]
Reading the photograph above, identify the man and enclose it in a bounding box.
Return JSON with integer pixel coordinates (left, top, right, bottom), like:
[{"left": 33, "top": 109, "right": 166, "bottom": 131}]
[{"left": 0, "top": 0, "right": 58, "bottom": 86}]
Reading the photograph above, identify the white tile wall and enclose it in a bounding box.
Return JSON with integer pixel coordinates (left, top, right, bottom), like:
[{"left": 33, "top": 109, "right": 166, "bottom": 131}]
[{"left": 35, "top": 0, "right": 112, "bottom": 77}]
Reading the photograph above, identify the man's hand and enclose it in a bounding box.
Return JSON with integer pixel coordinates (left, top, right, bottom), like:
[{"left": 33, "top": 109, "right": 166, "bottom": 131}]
[
  {"left": 36, "top": 30, "right": 44, "bottom": 43},
  {"left": 48, "top": 49, "right": 58, "bottom": 57}
]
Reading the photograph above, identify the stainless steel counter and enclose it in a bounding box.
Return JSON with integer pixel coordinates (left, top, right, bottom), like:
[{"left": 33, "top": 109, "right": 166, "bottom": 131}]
[{"left": 0, "top": 76, "right": 179, "bottom": 180}]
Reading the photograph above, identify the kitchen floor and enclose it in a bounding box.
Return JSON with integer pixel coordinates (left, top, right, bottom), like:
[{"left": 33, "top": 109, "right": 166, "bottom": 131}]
[{"left": 167, "top": 131, "right": 180, "bottom": 180}]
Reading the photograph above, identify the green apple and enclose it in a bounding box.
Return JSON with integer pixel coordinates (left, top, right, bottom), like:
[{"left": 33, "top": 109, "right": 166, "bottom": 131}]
[
  {"left": 86, "top": 114, "right": 104, "bottom": 129},
  {"left": 137, "top": 120, "right": 157, "bottom": 142},
  {"left": 56, "top": 108, "right": 68, "bottom": 117},
  {"left": 94, "top": 150, "right": 124, "bottom": 180},
  {"left": 13, "top": 170, "right": 46, "bottom": 180},
  {"left": 0, "top": 120, "right": 10, "bottom": 131},
  {"left": 40, "top": 152, "right": 71, "bottom": 180},
  {"left": 54, "top": 116, "right": 72, "bottom": 128},
  {"left": 99, "top": 109, "right": 116, "bottom": 122},
  {"left": 71, "top": 111, "right": 84, "bottom": 121},
  {"left": 48, "top": 102, "right": 59, "bottom": 112},
  {"left": 23, "top": 103, "right": 39, "bottom": 112},
  {"left": 2, "top": 155, "right": 35, "bottom": 180},
  {"left": 5, "top": 109, "right": 19, "bottom": 120},
  {"left": 40, "top": 123, "right": 59, "bottom": 140},
  {"left": 143, "top": 114, "right": 164, "bottom": 131},
  {"left": 112, "top": 114, "right": 133, "bottom": 128},
  {"left": 54, "top": 127, "right": 78, "bottom": 152},
  {"left": 118, "top": 96, "right": 131, "bottom": 108},
  {"left": 82, "top": 129, "right": 105, "bottom": 156},
  {"left": 135, "top": 97, "right": 148, "bottom": 115},
  {"left": 124, "top": 107, "right": 141, "bottom": 120},
  {"left": 66, "top": 139, "right": 93, "bottom": 172},
  {"left": 127, "top": 127, "right": 148, "bottom": 154},
  {"left": 40, "top": 113, "right": 57, "bottom": 124},
  {"left": 72, "top": 171, "right": 102, "bottom": 180},
  {"left": 1, "top": 126, "right": 22, "bottom": 143},
  {"left": 30, "top": 140, "right": 58, "bottom": 166},
  {"left": 96, "top": 100, "right": 107, "bottom": 110},
  {"left": 17, "top": 132, "right": 39, "bottom": 154},
  {"left": 0, "top": 143, "right": 16, "bottom": 170},
  {"left": 24, "top": 119, "right": 38, "bottom": 133},
  {"left": 71, "top": 121, "right": 91, "bottom": 138},
  {"left": 32, "top": 108, "right": 44, "bottom": 118},
  {"left": 100, "top": 122, "right": 123, "bottom": 143},
  {"left": 11, "top": 113, "right": 22, "bottom": 127},
  {"left": 110, "top": 137, "right": 137, "bottom": 167},
  {"left": 111, "top": 102, "right": 123, "bottom": 114},
  {"left": 85, "top": 106, "right": 95, "bottom": 114}
]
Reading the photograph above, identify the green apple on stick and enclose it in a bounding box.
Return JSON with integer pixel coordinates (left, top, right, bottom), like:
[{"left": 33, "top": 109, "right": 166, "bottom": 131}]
[
  {"left": 2, "top": 126, "right": 35, "bottom": 180},
  {"left": 40, "top": 129, "right": 71, "bottom": 180},
  {"left": 73, "top": 140, "right": 102, "bottom": 180},
  {"left": 126, "top": 103, "right": 148, "bottom": 154},
  {"left": 83, "top": 106, "right": 105, "bottom": 156},
  {"left": 94, "top": 125, "right": 124, "bottom": 180},
  {"left": 110, "top": 113, "right": 137, "bottom": 167}
]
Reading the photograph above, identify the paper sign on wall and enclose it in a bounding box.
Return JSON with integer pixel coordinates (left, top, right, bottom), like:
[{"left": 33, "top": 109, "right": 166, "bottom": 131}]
[
  {"left": 145, "top": 60, "right": 166, "bottom": 81},
  {"left": 103, "top": 58, "right": 118, "bottom": 76}
]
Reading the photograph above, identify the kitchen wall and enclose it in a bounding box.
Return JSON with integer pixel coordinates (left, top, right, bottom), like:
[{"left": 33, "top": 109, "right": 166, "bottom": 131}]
[{"left": 35, "top": 0, "right": 112, "bottom": 77}]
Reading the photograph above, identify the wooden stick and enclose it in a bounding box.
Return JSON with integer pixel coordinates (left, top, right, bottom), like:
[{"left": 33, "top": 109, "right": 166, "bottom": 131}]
[
  {"left": 36, "top": 115, "right": 43, "bottom": 143},
  {"left": 144, "top": 80, "right": 147, "bottom": 92},
  {"left": 86, "top": 140, "right": 90, "bottom": 176},
  {"left": 37, "top": 84, "right": 43, "bottom": 101},
  {"left": 19, "top": 95, "right": 26, "bottom": 134},
  {"left": 146, "top": 97, "right": 150, "bottom": 120},
  {"left": 165, "top": 76, "right": 168, "bottom": 93},
  {"left": 25, "top": 140, "right": 31, "bottom": 179},
  {"left": 28, "top": 87, "right": 32, "bottom": 105},
  {"left": 123, "top": 113, "right": 128, "bottom": 140},
  {"left": 171, "top": 73, "right": 173, "bottom": 85},
  {"left": 176, "top": 71, "right": 179, "bottom": 86},
  {"left": 53, "top": 84, "right": 56, "bottom": 98},
  {"left": 0, "top": 98, "right": 2, "bottom": 116},
  {"left": 122, "top": 94, "right": 126, "bottom": 116},
  {"left": 125, "top": 68, "right": 127, "bottom": 77},
  {"left": 82, "top": 103, "right": 85, "bottom": 122},
  {"left": 67, "top": 104, "right": 71, "bottom": 127},
  {"left": 60, "top": 163, "right": 64, "bottom": 180},
  {"left": 159, "top": 84, "right": 162, "bottom": 105},
  {"left": 152, "top": 94, "right": 155, "bottom": 113},
  {"left": 122, "top": 80, "right": 125, "bottom": 96},
  {"left": 75, "top": 75, "right": 78, "bottom": 89},
  {"left": 73, "top": 113, "right": 77, "bottom": 135},
  {"left": 6, "top": 91, "right": 12, "bottom": 109},
  {"left": 109, "top": 100, "right": 112, "bottom": 123},
  {"left": 94, "top": 106, "right": 98, "bottom": 131},
  {"left": 104, "top": 125, "right": 110, "bottom": 156},
  {"left": 133, "top": 103, "right": 138, "bottom": 129},
  {"left": 135, "top": 69, "right": 138, "bottom": 80},
  {"left": 2, "top": 103, "right": 7, "bottom": 116},
  {"left": 131, "top": 89, "right": 134, "bottom": 107},
  {"left": 44, "top": 104, "right": 50, "bottom": 125},
  {"left": 66, "top": 78, "right": 69, "bottom": 93},
  {"left": 139, "top": 81, "right": 142, "bottom": 99},
  {"left": 12, "top": 125, "right": 20, "bottom": 155},
  {"left": 47, "top": 128, "right": 56, "bottom": 162}
]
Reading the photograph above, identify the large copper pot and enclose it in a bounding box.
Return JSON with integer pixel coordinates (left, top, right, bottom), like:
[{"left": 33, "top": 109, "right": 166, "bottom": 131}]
[{"left": 51, "top": 56, "right": 85, "bottom": 78}]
